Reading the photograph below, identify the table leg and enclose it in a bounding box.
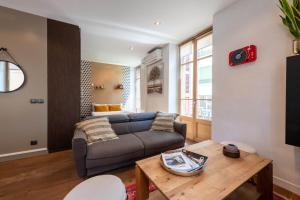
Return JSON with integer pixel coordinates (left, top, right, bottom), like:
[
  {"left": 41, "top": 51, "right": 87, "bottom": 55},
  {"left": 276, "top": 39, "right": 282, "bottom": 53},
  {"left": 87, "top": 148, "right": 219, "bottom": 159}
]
[
  {"left": 136, "top": 165, "right": 149, "bottom": 200},
  {"left": 257, "top": 163, "right": 273, "bottom": 200}
]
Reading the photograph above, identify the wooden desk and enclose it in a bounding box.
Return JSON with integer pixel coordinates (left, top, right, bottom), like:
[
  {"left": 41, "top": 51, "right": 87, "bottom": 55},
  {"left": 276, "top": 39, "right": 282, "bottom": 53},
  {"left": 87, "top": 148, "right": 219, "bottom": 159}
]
[{"left": 136, "top": 141, "right": 272, "bottom": 200}]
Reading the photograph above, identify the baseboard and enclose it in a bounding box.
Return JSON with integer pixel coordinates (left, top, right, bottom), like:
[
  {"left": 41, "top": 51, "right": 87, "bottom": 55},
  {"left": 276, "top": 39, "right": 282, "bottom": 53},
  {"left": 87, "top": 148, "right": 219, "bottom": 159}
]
[
  {"left": 0, "top": 148, "right": 48, "bottom": 162},
  {"left": 274, "top": 176, "right": 300, "bottom": 196}
]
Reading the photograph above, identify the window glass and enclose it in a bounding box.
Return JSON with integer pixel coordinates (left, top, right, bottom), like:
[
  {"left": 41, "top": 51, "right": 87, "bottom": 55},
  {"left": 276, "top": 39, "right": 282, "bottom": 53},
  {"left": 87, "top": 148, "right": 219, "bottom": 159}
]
[
  {"left": 179, "top": 32, "right": 213, "bottom": 120},
  {"left": 0, "top": 62, "right": 4, "bottom": 91},
  {"left": 180, "top": 63, "right": 193, "bottom": 100},
  {"left": 197, "top": 34, "right": 212, "bottom": 59},
  {"left": 197, "top": 34, "right": 212, "bottom": 120},
  {"left": 180, "top": 42, "right": 194, "bottom": 117},
  {"left": 180, "top": 42, "right": 193, "bottom": 64}
]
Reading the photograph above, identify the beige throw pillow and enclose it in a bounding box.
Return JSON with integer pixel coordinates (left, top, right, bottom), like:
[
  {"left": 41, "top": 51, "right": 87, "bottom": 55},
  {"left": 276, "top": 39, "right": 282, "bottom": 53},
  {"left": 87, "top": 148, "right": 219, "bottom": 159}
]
[
  {"left": 151, "top": 113, "right": 176, "bottom": 132},
  {"left": 76, "top": 117, "right": 119, "bottom": 144}
]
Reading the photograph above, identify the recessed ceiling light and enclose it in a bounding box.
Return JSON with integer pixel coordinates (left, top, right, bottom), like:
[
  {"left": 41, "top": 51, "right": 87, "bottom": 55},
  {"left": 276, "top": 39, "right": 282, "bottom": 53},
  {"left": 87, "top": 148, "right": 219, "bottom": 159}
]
[
  {"left": 154, "top": 21, "right": 161, "bottom": 26},
  {"left": 129, "top": 46, "right": 134, "bottom": 51}
]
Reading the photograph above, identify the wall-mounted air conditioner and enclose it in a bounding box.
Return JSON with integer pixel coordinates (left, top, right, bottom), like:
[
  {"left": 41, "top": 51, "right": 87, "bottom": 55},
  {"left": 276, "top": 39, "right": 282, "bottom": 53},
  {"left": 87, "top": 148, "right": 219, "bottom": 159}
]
[{"left": 142, "top": 48, "right": 162, "bottom": 66}]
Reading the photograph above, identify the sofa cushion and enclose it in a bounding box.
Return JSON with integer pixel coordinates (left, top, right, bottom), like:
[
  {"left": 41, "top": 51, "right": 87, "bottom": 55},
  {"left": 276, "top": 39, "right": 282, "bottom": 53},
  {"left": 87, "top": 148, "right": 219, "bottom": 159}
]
[
  {"left": 76, "top": 117, "right": 119, "bottom": 143},
  {"left": 86, "top": 134, "right": 144, "bottom": 169},
  {"left": 128, "top": 112, "right": 156, "bottom": 122},
  {"left": 151, "top": 113, "right": 175, "bottom": 132},
  {"left": 133, "top": 131, "right": 185, "bottom": 156},
  {"left": 107, "top": 114, "right": 130, "bottom": 124},
  {"left": 111, "top": 123, "right": 130, "bottom": 135},
  {"left": 128, "top": 120, "right": 153, "bottom": 133}
]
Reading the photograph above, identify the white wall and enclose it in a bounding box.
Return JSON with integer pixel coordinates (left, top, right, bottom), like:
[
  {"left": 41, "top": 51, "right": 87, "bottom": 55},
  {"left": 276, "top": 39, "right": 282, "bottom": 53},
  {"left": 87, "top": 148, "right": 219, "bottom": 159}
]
[
  {"left": 140, "top": 63, "right": 147, "bottom": 112},
  {"left": 140, "top": 44, "right": 179, "bottom": 113},
  {"left": 212, "top": 0, "right": 300, "bottom": 195},
  {"left": 168, "top": 44, "right": 180, "bottom": 113}
]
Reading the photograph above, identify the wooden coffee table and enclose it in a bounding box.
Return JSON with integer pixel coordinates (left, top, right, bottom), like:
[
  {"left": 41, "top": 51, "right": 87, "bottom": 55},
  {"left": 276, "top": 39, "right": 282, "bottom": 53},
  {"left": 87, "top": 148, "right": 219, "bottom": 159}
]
[{"left": 135, "top": 141, "right": 273, "bottom": 200}]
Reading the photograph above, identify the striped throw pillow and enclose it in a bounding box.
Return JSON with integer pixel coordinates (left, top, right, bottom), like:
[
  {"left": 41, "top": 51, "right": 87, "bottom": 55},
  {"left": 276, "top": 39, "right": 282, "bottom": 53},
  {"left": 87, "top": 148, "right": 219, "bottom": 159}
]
[
  {"left": 151, "top": 113, "right": 175, "bottom": 132},
  {"left": 76, "top": 117, "right": 119, "bottom": 144}
]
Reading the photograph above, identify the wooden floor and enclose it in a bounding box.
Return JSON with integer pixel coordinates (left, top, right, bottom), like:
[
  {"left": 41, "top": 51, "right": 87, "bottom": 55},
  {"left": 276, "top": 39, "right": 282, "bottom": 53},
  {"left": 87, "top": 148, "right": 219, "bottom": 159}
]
[
  {"left": 0, "top": 150, "right": 80, "bottom": 200},
  {"left": 0, "top": 149, "right": 299, "bottom": 200},
  {"left": 0, "top": 150, "right": 138, "bottom": 200}
]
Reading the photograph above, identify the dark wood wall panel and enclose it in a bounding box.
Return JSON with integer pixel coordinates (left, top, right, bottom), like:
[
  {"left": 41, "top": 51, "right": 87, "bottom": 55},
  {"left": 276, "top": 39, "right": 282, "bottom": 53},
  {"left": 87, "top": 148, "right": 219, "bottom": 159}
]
[{"left": 47, "top": 19, "right": 81, "bottom": 152}]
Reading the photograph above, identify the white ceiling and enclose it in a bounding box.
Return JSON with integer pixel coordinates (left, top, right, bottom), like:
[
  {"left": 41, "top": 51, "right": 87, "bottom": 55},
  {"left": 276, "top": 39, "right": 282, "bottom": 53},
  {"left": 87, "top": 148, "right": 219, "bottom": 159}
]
[{"left": 0, "top": 0, "right": 238, "bottom": 66}]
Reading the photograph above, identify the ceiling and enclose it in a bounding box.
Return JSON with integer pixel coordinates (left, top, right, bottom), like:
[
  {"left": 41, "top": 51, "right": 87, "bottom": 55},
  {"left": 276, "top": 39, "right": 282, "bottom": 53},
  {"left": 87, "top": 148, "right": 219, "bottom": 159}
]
[{"left": 0, "top": 0, "right": 238, "bottom": 66}]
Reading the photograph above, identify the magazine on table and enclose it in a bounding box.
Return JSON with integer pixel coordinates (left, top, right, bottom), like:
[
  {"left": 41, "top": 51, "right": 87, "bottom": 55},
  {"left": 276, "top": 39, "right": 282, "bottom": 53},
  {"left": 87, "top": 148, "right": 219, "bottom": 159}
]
[
  {"left": 161, "top": 150, "right": 208, "bottom": 173},
  {"left": 182, "top": 149, "right": 208, "bottom": 166}
]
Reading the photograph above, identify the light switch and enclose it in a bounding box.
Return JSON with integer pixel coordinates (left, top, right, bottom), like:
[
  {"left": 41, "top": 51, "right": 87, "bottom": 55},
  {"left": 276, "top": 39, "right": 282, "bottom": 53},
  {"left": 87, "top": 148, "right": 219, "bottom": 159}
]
[{"left": 30, "top": 99, "right": 45, "bottom": 104}]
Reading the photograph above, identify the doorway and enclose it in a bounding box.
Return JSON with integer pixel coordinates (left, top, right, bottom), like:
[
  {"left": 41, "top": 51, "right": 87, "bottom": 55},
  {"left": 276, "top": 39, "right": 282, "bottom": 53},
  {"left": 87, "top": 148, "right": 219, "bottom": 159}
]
[{"left": 179, "top": 30, "right": 212, "bottom": 141}]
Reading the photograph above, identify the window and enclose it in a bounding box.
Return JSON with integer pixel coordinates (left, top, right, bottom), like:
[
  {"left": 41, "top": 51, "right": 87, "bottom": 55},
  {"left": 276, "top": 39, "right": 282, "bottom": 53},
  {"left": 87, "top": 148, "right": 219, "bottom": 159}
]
[
  {"left": 135, "top": 66, "right": 141, "bottom": 112},
  {"left": 180, "top": 42, "right": 194, "bottom": 117},
  {"left": 197, "top": 34, "right": 212, "bottom": 120},
  {"left": 0, "top": 62, "right": 5, "bottom": 91},
  {"left": 179, "top": 32, "right": 212, "bottom": 121}
]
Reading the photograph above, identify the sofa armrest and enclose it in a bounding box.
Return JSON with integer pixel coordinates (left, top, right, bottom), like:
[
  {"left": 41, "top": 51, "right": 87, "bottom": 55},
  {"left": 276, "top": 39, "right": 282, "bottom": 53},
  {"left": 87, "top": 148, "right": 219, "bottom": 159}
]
[
  {"left": 174, "top": 121, "right": 187, "bottom": 139},
  {"left": 72, "top": 129, "right": 88, "bottom": 177}
]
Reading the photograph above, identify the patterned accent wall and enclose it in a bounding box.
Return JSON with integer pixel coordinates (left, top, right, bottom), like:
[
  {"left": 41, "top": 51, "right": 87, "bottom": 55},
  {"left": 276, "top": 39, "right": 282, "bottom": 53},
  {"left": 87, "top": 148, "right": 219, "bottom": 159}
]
[
  {"left": 122, "top": 66, "right": 135, "bottom": 111},
  {"left": 80, "top": 60, "right": 92, "bottom": 118},
  {"left": 121, "top": 66, "right": 131, "bottom": 104}
]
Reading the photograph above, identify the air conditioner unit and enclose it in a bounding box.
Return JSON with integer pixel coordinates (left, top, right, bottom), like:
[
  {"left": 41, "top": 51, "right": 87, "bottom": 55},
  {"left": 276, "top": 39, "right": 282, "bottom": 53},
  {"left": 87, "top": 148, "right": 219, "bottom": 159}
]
[{"left": 142, "top": 49, "right": 162, "bottom": 66}]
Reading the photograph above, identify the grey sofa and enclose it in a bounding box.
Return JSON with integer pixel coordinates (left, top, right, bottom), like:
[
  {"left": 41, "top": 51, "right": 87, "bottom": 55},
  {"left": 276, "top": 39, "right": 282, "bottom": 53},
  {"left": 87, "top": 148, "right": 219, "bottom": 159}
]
[{"left": 72, "top": 112, "right": 186, "bottom": 177}]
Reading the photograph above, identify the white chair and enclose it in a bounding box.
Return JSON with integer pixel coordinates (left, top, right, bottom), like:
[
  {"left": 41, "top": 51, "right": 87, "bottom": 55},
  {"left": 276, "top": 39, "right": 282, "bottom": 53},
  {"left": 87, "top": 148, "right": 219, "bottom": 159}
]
[
  {"left": 64, "top": 175, "right": 127, "bottom": 200},
  {"left": 221, "top": 141, "right": 256, "bottom": 154}
]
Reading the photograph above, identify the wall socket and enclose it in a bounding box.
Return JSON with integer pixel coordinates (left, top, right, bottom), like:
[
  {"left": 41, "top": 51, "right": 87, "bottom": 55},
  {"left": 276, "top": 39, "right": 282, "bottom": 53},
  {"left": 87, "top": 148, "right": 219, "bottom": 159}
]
[{"left": 30, "top": 140, "right": 38, "bottom": 146}]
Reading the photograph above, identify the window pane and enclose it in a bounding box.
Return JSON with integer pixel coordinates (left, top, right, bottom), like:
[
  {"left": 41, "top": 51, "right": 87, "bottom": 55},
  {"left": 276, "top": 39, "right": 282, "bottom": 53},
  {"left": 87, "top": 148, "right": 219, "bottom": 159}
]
[
  {"left": 196, "top": 99, "right": 212, "bottom": 120},
  {"left": 197, "top": 34, "right": 212, "bottom": 59},
  {"left": 197, "top": 33, "right": 212, "bottom": 120},
  {"left": 0, "top": 62, "right": 4, "bottom": 91},
  {"left": 180, "top": 42, "right": 193, "bottom": 64},
  {"left": 181, "top": 99, "right": 193, "bottom": 117},
  {"left": 180, "top": 63, "right": 193, "bottom": 99},
  {"left": 197, "top": 58, "right": 212, "bottom": 120},
  {"left": 197, "top": 57, "right": 212, "bottom": 96}
]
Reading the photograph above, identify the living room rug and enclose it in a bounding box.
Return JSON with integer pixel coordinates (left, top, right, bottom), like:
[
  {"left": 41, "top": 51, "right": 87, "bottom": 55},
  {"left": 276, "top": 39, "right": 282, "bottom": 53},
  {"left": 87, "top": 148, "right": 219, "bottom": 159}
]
[
  {"left": 125, "top": 183, "right": 286, "bottom": 200},
  {"left": 126, "top": 182, "right": 157, "bottom": 200},
  {"left": 273, "top": 192, "right": 287, "bottom": 200}
]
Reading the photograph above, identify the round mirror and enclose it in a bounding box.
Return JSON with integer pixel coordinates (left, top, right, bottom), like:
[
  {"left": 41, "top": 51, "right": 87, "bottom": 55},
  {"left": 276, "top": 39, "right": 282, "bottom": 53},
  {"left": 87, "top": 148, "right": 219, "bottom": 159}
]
[{"left": 0, "top": 61, "right": 25, "bottom": 93}]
